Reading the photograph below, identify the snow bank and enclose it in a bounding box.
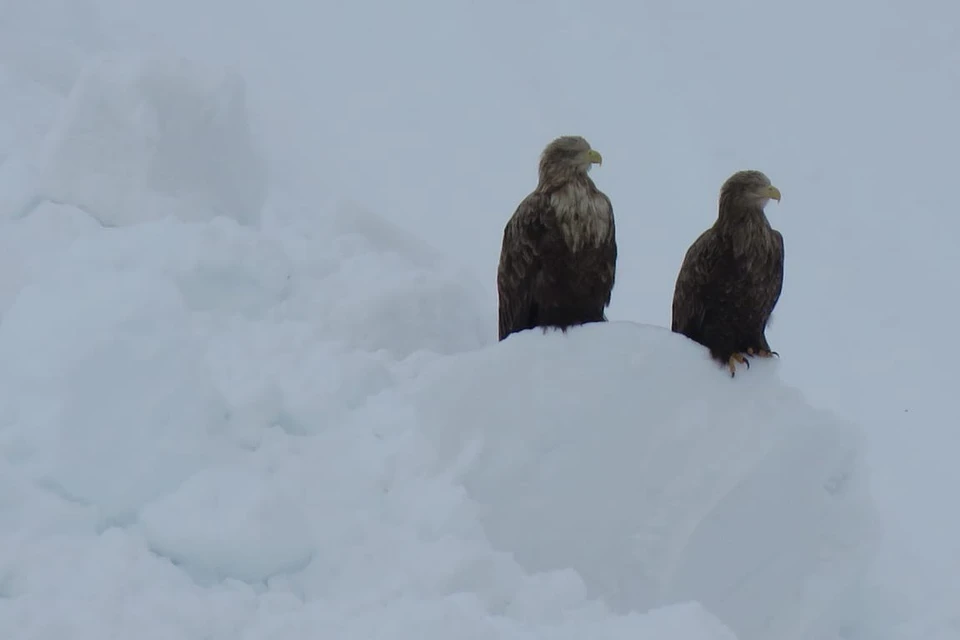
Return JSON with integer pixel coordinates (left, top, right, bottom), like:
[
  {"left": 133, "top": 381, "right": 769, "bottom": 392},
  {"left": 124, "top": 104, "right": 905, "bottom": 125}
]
[
  {"left": 0, "top": 4, "right": 907, "bottom": 638},
  {"left": 0, "top": 256, "right": 228, "bottom": 523},
  {"left": 271, "top": 201, "right": 494, "bottom": 358},
  {"left": 0, "top": 191, "right": 876, "bottom": 639},
  {"left": 400, "top": 322, "right": 880, "bottom": 640},
  {"left": 32, "top": 53, "right": 267, "bottom": 227},
  {"left": 139, "top": 463, "right": 316, "bottom": 584},
  {"left": 0, "top": 201, "right": 102, "bottom": 311},
  {"left": 0, "top": 207, "right": 738, "bottom": 638}
]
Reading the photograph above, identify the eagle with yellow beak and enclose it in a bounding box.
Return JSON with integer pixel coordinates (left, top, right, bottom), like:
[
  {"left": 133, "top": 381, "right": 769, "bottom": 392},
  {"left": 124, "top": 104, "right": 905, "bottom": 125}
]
[
  {"left": 671, "top": 170, "right": 785, "bottom": 377},
  {"left": 497, "top": 135, "right": 616, "bottom": 341}
]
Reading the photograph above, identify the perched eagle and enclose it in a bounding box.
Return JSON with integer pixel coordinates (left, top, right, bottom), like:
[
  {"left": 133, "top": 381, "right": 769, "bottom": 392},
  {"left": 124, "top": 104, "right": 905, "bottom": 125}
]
[
  {"left": 496, "top": 135, "right": 617, "bottom": 341},
  {"left": 671, "top": 170, "right": 784, "bottom": 377}
]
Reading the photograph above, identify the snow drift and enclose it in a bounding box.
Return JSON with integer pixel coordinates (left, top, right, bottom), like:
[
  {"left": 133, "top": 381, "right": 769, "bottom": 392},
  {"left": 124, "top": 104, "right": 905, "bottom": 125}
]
[
  {"left": 29, "top": 53, "right": 267, "bottom": 227},
  {"left": 0, "top": 46, "right": 883, "bottom": 640},
  {"left": 399, "top": 322, "right": 880, "bottom": 640},
  {"left": 0, "top": 182, "right": 743, "bottom": 640}
]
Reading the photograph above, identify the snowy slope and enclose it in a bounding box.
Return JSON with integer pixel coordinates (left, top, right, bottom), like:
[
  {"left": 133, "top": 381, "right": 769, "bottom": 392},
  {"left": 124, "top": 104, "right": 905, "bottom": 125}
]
[
  {"left": 403, "top": 323, "right": 879, "bottom": 640},
  {"left": 0, "top": 52, "right": 746, "bottom": 640},
  {"left": 0, "top": 48, "right": 879, "bottom": 640}
]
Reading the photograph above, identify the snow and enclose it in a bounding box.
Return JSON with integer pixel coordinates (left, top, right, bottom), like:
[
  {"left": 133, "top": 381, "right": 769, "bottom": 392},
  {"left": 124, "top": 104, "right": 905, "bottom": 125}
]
[
  {"left": 35, "top": 53, "right": 267, "bottom": 227},
  {"left": 0, "top": 0, "right": 958, "bottom": 638},
  {"left": 0, "top": 262, "right": 227, "bottom": 522},
  {"left": 139, "top": 464, "right": 316, "bottom": 584},
  {"left": 406, "top": 323, "right": 877, "bottom": 639}
]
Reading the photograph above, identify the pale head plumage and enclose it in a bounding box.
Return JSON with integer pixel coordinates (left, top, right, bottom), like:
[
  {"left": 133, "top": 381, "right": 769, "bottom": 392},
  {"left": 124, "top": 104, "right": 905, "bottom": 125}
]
[
  {"left": 716, "top": 169, "right": 782, "bottom": 251},
  {"left": 538, "top": 135, "right": 603, "bottom": 188},
  {"left": 530, "top": 135, "right": 611, "bottom": 252},
  {"left": 719, "top": 170, "right": 782, "bottom": 211},
  {"left": 496, "top": 134, "right": 617, "bottom": 342}
]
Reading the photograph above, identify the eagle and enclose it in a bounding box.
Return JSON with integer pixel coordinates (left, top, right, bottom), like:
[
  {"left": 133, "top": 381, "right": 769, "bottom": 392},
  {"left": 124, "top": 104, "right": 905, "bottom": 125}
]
[
  {"left": 671, "top": 169, "right": 784, "bottom": 377},
  {"left": 497, "top": 135, "right": 617, "bottom": 341}
]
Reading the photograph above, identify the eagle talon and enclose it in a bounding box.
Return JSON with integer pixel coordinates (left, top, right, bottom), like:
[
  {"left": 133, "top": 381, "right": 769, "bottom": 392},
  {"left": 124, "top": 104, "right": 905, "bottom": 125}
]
[
  {"left": 727, "top": 352, "right": 750, "bottom": 377},
  {"left": 747, "top": 347, "right": 778, "bottom": 358}
]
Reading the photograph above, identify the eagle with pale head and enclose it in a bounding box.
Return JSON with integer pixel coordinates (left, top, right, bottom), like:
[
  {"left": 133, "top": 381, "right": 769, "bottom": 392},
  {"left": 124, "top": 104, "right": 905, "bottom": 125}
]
[
  {"left": 497, "top": 135, "right": 617, "bottom": 341},
  {"left": 671, "top": 170, "right": 784, "bottom": 377}
]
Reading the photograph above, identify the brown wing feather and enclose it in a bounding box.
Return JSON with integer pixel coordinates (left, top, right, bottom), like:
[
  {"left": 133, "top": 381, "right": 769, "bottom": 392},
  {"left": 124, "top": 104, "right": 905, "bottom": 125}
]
[
  {"left": 497, "top": 193, "right": 551, "bottom": 341},
  {"left": 497, "top": 192, "right": 616, "bottom": 341},
  {"left": 671, "top": 228, "right": 717, "bottom": 337},
  {"left": 599, "top": 193, "right": 617, "bottom": 309},
  {"left": 672, "top": 226, "right": 785, "bottom": 362},
  {"left": 765, "top": 229, "right": 785, "bottom": 318}
]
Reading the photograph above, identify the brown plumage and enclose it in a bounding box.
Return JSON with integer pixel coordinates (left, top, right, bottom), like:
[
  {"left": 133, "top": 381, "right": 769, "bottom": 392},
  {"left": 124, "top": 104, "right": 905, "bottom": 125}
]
[
  {"left": 497, "top": 135, "right": 617, "bottom": 341},
  {"left": 671, "top": 170, "right": 784, "bottom": 376}
]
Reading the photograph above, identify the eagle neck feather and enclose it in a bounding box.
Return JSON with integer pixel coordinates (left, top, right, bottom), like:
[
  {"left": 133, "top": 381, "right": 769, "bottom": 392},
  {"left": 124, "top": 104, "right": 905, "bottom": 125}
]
[
  {"left": 716, "top": 197, "right": 777, "bottom": 258},
  {"left": 539, "top": 175, "right": 612, "bottom": 253}
]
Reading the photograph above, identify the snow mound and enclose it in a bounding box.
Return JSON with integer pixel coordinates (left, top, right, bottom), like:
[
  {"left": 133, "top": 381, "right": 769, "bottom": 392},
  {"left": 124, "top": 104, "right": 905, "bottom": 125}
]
[
  {"left": 0, "top": 201, "right": 102, "bottom": 312},
  {"left": 398, "top": 321, "right": 880, "bottom": 640},
  {"left": 139, "top": 463, "right": 315, "bottom": 584},
  {"left": 0, "top": 195, "right": 742, "bottom": 639},
  {"left": 33, "top": 53, "right": 267, "bottom": 227},
  {"left": 0, "top": 261, "right": 228, "bottom": 523},
  {"left": 261, "top": 200, "right": 494, "bottom": 360},
  {"left": 280, "top": 203, "right": 494, "bottom": 358},
  {"left": 64, "top": 215, "right": 293, "bottom": 319}
]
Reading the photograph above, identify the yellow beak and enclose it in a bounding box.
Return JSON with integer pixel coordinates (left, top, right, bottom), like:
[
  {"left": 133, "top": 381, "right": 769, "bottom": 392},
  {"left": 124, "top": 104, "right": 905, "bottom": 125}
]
[
  {"left": 766, "top": 185, "right": 782, "bottom": 202},
  {"left": 586, "top": 149, "right": 603, "bottom": 166}
]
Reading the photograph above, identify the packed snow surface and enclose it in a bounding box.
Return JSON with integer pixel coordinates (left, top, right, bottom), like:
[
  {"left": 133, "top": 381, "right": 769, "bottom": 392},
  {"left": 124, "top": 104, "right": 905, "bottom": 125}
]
[
  {"left": 2, "top": 0, "right": 959, "bottom": 638},
  {"left": 0, "top": 51, "right": 878, "bottom": 640},
  {"left": 0, "top": 201, "right": 876, "bottom": 639}
]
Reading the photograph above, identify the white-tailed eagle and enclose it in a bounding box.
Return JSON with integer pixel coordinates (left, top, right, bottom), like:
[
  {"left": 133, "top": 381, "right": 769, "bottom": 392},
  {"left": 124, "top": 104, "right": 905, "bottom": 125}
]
[
  {"left": 497, "top": 136, "right": 617, "bottom": 341},
  {"left": 671, "top": 169, "right": 784, "bottom": 377}
]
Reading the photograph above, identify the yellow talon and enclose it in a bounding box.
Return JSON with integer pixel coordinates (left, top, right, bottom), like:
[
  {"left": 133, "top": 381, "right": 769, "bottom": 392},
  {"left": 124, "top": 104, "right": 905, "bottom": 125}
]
[{"left": 727, "top": 352, "right": 750, "bottom": 377}]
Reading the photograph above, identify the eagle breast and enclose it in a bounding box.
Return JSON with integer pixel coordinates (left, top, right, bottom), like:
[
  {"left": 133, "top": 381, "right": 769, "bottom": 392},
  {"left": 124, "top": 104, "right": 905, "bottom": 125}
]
[{"left": 549, "top": 181, "right": 613, "bottom": 253}]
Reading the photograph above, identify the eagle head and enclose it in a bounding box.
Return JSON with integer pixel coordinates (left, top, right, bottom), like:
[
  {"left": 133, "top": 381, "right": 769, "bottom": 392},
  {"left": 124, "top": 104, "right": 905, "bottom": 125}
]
[
  {"left": 721, "top": 170, "right": 782, "bottom": 209},
  {"left": 538, "top": 136, "right": 603, "bottom": 185}
]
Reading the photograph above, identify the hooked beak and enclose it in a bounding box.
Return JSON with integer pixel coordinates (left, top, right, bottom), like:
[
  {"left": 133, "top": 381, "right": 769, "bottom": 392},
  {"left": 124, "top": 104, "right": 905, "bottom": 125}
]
[
  {"left": 766, "top": 185, "right": 782, "bottom": 202},
  {"left": 585, "top": 149, "right": 603, "bottom": 167}
]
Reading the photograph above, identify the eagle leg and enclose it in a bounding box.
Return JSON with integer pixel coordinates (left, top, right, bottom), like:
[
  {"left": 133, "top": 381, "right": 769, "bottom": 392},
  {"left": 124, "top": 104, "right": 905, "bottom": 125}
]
[
  {"left": 746, "top": 347, "right": 779, "bottom": 358},
  {"left": 727, "top": 352, "right": 750, "bottom": 377}
]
